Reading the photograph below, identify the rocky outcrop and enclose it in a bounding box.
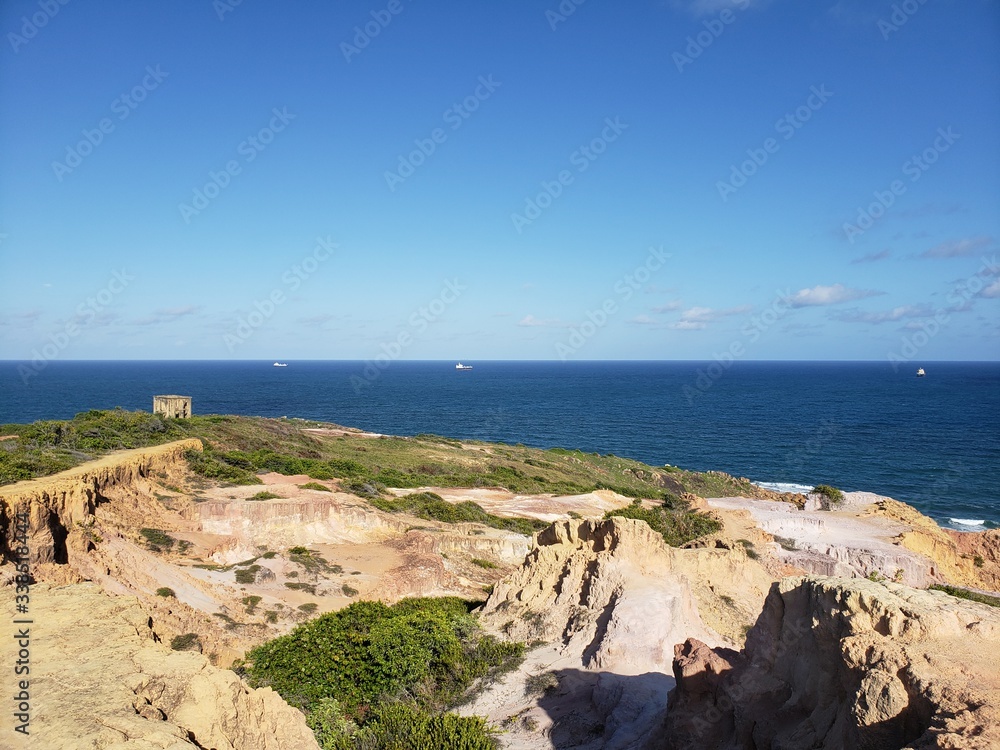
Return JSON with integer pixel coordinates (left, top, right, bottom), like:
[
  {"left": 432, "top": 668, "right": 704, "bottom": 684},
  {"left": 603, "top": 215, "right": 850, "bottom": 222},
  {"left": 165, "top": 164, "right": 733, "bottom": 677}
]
[
  {"left": 467, "top": 518, "right": 773, "bottom": 748},
  {"left": 0, "top": 439, "right": 202, "bottom": 566},
  {"left": 656, "top": 576, "right": 1000, "bottom": 750},
  {"left": 0, "top": 582, "right": 318, "bottom": 749}
]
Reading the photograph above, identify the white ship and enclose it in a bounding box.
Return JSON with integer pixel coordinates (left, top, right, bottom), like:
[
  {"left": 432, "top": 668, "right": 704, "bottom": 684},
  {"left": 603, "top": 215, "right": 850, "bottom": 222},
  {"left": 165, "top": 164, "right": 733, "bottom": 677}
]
[
  {"left": 273, "top": 362, "right": 288, "bottom": 367},
  {"left": 916, "top": 367, "right": 925, "bottom": 377},
  {"left": 455, "top": 363, "right": 473, "bottom": 371}
]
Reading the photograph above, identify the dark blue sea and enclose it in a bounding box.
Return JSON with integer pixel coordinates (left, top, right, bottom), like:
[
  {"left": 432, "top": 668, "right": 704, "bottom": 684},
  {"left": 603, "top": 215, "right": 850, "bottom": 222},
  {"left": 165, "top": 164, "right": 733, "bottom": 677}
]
[{"left": 2, "top": 360, "right": 998, "bottom": 530}]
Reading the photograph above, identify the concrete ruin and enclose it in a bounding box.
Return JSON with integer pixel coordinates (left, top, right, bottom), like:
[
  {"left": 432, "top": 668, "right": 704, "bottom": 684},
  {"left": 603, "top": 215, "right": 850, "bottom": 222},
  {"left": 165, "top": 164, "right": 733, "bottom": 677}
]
[{"left": 153, "top": 395, "right": 191, "bottom": 419}]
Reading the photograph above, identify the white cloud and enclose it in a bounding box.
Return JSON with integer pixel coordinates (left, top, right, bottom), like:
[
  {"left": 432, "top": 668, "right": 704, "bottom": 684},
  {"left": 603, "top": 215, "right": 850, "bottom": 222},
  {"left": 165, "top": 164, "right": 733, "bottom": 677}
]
[
  {"left": 517, "top": 314, "right": 561, "bottom": 327},
  {"left": 920, "top": 235, "right": 993, "bottom": 259},
  {"left": 832, "top": 304, "right": 932, "bottom": 324},
  {"left": 678, "top": 304, "right": 752, "bottom": 323},
  {"left": 670, "top": 320, "right": 706, "bottom": 330},
  {"left": 980, "top": 279, "right": 1000, "bottom": 299},
  {"left": 651, "top": 300, "right": 682, "bottom": 313},
  {"left": 788, "top": 284, "right": 881, "bottom": 308}
]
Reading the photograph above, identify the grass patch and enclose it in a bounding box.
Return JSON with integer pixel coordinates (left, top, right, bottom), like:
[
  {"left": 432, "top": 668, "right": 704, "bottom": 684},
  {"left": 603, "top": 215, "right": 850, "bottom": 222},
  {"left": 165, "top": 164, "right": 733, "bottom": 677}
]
[
  {"left": 929, "top": 584, "right": 1000, "bottom": 609},
  {"left": 285, "top": 582, "right": 317, "bottom": 595},
  {"left": 248, "top": 490, "right": 282, "bottom": 501},
  {"left": 372, "top": 492, "right": 548, "bottom": 536},
  {"left": 299, "top": 481, "right": 333, "bottom": 492},
  {"left": 298, "top": 602, "right": 319, "bottom": 615},
  {"left": 243, "top": 595, "right": 262, "bottom": 614},
  {"left": 170, "top": 633, "right": 200, "bottom": 651},
  {"left": 235, "top": 565, "right": 261, "bottom": 585},
  {"left": 341, "top": 584, "right": 359, "bottom": 597},
  {"left": 140, "top": 528, "right": 175, "bottom": 552},
  {"left": 471, "top": 558, "right": 497, "bottom": 570},
  {"left": 155, "top": 587, "right": 176, "bottom": 598}
]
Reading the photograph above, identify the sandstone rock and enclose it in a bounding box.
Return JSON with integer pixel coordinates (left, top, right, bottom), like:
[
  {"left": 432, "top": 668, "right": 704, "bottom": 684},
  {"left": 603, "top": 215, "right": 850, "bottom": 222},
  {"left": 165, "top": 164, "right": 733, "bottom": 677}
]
[
  {"left": 0, "top": 582, "right": 318, "bottom": 749},
  {"left": 0, "top": 439, "right": 203, "bottom": 566},
  {"left": 656, "top": 576, "right": 1000, "bottom": 750}
]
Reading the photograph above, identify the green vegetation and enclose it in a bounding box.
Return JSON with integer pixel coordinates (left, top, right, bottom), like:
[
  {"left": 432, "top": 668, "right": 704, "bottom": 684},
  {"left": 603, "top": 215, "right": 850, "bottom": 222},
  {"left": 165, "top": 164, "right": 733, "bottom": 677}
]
[
  {"left": 235, "top": 565, "right": 262, "bottom": 585},
  {"left": 156, "top": 587, "right": 176, "bottom": 598},
  {"left": 265, "top": 610, "right": 279, "bottom": 624},
  {"left": 974, "top": 555, "right": 985, "bottom": 568},
  {"left": 812, "top": 484, "right": 845, "bottom": 505},
  {"left": 243, "top": 595, "right": 262, "bottom": 614},
  {"left": 300, "top": 481, "right": 333, "bottom": 492},
  {"left": 298, "top": 602, "right": 319, "bottom": 615},
  {"left": 471, "top": 558, "right": 498, "bottom": 570},
  {"left": 930, "top": 584, "right": 1000, "bottom": 609},
  {"left": 285, "top": 582, "right": 317, "bottom": 594},
  {"left": 524, "top": 671, "right": 558, "bottom": 698},
  {"left": 341, "top": 584, "right": 359, "bottom": 597},
  {"left": 371, "top": 492, "right": 548, "bottom": 536},
  {"left": 140, "top": 528, "right": 175, "bottom": 552},
  {"left": 242, "top": 597, "right": 523, "bottom": 749},
  {"left": 3, "top": 411, "right": 765, "bottom": 505},
  {"left": 288, "top": 547, "right": 341, "bottom": 574},
  {"left": 604, "top": 499, "right": 721, "bottom": 547},
  {"left": 773, "top": 535, "right": 798, "bottom": 551},
  {"left": 248, "top": 490, "right": 282, "bottom": 501},
  {"left": 170, "top": 633, "right": 200, "bottom": 651}
]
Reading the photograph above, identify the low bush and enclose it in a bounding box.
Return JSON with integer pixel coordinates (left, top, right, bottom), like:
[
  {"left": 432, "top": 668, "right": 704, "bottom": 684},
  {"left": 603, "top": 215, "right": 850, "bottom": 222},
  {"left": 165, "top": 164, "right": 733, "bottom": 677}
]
[
  {"left": 156, "top": 587, "right": 176, "bottom": 598},
  {"left": 300, "top": 482, "right": 333, "bottom": 492},
  {"left": 248, "top": 490, "right": 281, "bottom": 501},
  {"left": 930, "top": 584, "right": 1000, "bottom": 609},
  {"left": 604, "top": 500, "right": 720, "bottom": 547},
  {"left": 170, "top": 633, "right": 200, "bottom": 651},
  {"left": 812, "top": 484, "right": 845, "bottom": 505},
  {"left": 140, "top": 528, "right": 175, "bottom": 552},
  {"left": 244, "top": 596, "right": 523, "bottom": 747},
  {"left": 471, "top": 558, "right": 497, "bottom": 569},
  {"left": 371, "top": 492, "right": 547, "bottom": 536}
]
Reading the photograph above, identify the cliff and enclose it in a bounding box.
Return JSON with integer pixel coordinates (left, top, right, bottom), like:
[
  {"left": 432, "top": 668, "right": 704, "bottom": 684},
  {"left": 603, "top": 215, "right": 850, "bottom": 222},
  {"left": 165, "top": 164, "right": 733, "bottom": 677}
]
[
  {"left": 0, "top": 582, "right": 319, "bottom": 749},
  {"left": 0, "top": 439, "right": 203, "bottom": 566},
  {"left": 657, "top": 575, "right": 1000, "bottom": 750}
]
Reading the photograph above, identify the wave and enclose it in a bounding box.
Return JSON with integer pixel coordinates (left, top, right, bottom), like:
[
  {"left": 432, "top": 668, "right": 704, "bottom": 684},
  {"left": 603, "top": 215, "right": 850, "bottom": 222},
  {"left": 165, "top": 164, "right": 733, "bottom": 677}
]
[
  {"left": 753, "top": 481, "right": 814, "bottom": 495},
  {"left": 949, "top": 518, "right": 985, "bottom": 527}
]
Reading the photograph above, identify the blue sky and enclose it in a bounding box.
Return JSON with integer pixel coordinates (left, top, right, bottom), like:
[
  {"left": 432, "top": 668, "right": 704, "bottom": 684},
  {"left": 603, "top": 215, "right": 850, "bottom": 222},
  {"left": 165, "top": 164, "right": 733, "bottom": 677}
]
[{"left": 1, "top": 0, "right": 998, "bottom": 363}]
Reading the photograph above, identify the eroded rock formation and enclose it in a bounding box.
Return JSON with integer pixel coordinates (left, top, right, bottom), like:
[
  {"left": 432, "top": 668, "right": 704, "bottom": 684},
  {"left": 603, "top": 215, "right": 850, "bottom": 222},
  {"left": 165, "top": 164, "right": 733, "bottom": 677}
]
[
  {"left": 0, "top": 582, "right": 319, "bottom": 750},
  {"left": 656, "top": 576, "right": 1000, "bottom": 750}
]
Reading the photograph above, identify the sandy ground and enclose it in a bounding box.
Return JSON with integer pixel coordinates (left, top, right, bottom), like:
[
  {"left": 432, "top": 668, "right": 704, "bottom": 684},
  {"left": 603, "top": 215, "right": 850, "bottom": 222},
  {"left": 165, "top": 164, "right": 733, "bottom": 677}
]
[{"left": 387, "top": 486, "right": 639, "bottom": 522}]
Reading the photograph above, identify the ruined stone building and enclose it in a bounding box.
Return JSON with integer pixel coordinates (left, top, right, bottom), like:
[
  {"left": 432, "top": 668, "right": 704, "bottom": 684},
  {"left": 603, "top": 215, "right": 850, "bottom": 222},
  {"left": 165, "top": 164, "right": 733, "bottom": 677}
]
[{"left": 153, "top": 395, "right": 191, "bottom": 419}]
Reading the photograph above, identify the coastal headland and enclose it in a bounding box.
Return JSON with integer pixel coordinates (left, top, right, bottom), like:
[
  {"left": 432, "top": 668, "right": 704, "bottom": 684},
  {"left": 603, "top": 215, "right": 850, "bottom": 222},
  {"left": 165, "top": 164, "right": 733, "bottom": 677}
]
[{"left": 1, "top": 410, "right": 998, "bottom": 749}]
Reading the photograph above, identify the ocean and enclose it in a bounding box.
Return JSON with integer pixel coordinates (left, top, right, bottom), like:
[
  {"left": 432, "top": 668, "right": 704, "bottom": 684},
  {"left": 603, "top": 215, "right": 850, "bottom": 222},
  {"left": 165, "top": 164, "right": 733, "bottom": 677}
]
[{"left": 2, "top": 360, "right": 998, "bottom": 530}]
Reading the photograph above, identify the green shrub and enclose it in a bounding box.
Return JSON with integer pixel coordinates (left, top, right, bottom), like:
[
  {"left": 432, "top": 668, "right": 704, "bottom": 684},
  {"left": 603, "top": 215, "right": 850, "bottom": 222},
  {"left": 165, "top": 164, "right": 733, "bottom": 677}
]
[
  {"left": 243, "top": 595, "right": 262, "bottom": 613},
  {"left": 235, "top": 565, "right": 261, "bottom": 585},
  {"left": 524, "top": 671, "right": 558, "bottom": 697},
  {"left": 471, "top": 558, "right": 497, "bottom": 569},
  {"left": 265, "top": 611, "right": 278, "bottom": 623},
  {"left": 812, "top": 485, "right": 845, "bottom": 504},
  {"left": 170, "top": 633, "right": 200, "bottom": 651},
  {"left": 140, "top": 528, "right": 175, "bottom": 552},
  {"left": 300, "top": 482, "right": 333, "bottom": 492},
  {"left": 285, "top": 582, "right": 317, "bottom": 594},
  {"left": 155, "top": 587, "right": 176, "bottom": 598},
  {"left": 262, "top": 550, "right": 277, "bottom": 559},
  {"left": 974, "top": 555, "right": 985, "bottom": 568},
  {"left": 371, "top": 492, "right": 547, "bottom": 536},
  {"left": 243, "top": 596, "right": 524, "bottom": 719},
  {"left": 249, "top": 490, "right": 281, "bottom": 501},
  {"left": 298, "top": 603, "right": 319, "bottom": 615},
  {"left": 930, "top": 584, "right": 1000, "bottom": 608},
  {"left": 603, "top": 500, "right": 720, "bottom": 547},
  {"left": 341, "top": 584, "right": 359, "bottom": 597}
]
